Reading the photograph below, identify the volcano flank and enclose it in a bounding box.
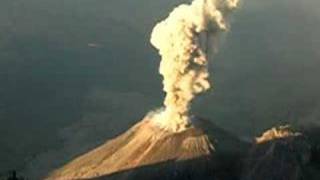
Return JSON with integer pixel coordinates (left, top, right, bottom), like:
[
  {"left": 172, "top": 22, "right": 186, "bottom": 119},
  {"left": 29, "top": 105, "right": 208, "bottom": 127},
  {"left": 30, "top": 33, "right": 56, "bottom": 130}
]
[{"left": 46, "top": 117, "right": 247, "bottom": 180}]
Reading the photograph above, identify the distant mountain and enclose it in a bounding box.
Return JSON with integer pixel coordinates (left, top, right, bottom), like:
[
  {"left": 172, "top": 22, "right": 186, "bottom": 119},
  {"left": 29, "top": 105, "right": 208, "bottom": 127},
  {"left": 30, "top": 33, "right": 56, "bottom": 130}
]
[{"left": 241, "top": 125, "right": 320, "bottom": 180}]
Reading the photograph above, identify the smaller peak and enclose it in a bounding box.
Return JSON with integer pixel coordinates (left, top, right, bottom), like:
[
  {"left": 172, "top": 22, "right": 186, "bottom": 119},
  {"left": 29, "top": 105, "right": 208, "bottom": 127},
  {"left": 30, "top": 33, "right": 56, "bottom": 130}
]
[{"left": 255, "top": 125, "right": 301, "bottom": 144}]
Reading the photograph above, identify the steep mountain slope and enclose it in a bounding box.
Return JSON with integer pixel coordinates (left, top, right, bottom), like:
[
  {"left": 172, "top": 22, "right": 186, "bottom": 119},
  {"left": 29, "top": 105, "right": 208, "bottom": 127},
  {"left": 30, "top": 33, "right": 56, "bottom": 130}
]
[{"left": 47, "top": 117, "right": 247, "bottom": 180}]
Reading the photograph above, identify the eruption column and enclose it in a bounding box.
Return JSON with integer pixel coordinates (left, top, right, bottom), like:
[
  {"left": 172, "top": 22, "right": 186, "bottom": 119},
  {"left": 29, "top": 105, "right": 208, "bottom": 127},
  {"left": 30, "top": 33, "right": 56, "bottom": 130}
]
[{"left": 150, "top": 0, "right": 239, "bottom": 132}]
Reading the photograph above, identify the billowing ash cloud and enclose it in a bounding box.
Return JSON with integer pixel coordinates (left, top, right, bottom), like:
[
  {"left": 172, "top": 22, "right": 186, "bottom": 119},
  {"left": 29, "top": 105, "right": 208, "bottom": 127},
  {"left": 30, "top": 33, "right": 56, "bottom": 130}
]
[{"left": 149, "top": 0, "right": 239, "bottom": 132}]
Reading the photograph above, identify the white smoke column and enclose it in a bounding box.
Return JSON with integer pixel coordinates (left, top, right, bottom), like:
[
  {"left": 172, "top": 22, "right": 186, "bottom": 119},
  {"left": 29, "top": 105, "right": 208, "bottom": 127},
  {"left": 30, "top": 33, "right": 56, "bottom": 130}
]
[{"left": 150, "top": 0, "right": 239, "bottom": 132}]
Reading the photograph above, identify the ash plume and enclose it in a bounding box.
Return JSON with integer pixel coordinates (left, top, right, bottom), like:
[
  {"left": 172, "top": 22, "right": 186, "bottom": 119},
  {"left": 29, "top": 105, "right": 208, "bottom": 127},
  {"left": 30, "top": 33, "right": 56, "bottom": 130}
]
[{"left": 150, "top": 0, "right": 239, "bottom": 132}]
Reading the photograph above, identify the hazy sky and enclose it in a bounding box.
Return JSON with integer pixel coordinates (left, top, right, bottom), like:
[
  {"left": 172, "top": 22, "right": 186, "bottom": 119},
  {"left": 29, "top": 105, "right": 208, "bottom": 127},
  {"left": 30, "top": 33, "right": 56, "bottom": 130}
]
[{"left": 0, "top": 0, "right": 319, "bottom": 178}]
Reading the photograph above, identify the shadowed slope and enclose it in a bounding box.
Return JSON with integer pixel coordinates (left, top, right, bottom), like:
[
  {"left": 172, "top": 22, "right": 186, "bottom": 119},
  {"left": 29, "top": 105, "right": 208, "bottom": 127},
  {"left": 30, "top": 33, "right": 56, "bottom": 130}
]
[
  {"left": 241, "top": 125, "right": 320, "bottom": 180},
  {"left": 91, "top": 156, "right": 217, "bottom": 180}
]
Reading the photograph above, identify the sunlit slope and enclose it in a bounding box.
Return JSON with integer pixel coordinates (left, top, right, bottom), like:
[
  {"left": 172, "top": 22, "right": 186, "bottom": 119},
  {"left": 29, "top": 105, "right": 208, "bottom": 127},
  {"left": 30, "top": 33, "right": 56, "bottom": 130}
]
[
  {"left": 47, "top": 118, "right": 248, "bottom": 179},
  {"left": 47, "top": 118, "right": 223, "bottom": 180}
]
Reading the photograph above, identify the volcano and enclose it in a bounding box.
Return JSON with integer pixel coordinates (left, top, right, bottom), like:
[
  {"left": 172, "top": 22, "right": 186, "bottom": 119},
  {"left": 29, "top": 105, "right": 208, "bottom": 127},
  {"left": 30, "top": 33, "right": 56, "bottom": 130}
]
[
  {"left": 46, "top": 117, "right": 247, "bottom": 180},
  {"left": 45, "top": 1, "right": 242, "bottom": 179}
]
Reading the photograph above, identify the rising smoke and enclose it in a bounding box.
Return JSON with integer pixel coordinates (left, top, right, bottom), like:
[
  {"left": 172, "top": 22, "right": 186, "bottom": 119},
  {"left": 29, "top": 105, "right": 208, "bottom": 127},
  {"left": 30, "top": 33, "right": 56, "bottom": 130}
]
[{"left": 149, "top": 0, "right": 239, "bottom": 132}]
